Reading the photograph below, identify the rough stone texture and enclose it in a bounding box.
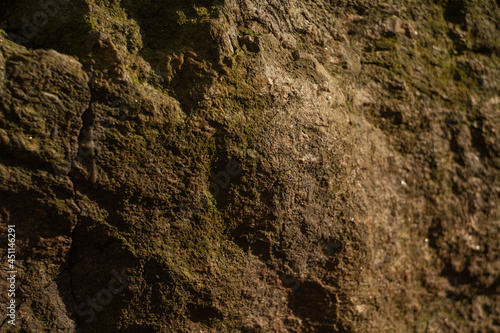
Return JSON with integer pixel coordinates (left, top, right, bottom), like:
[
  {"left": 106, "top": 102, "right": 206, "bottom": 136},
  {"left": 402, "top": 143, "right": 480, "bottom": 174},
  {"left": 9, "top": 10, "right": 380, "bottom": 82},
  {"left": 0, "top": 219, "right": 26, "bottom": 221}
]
[{"left": 0, "top": 0, "right": 499, "bottom": 332}]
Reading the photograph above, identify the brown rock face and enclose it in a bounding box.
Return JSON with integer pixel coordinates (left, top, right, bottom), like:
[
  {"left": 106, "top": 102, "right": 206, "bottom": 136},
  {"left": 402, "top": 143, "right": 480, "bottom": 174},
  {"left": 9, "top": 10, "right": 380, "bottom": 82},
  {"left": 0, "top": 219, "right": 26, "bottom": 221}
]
[{"left": 0, "top": 0, "right": 499, "bottom": 332}]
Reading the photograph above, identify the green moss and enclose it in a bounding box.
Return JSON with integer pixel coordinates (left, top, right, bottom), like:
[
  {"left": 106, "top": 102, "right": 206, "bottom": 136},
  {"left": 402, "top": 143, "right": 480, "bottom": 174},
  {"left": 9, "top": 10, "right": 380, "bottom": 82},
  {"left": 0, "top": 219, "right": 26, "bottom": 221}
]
[
  {"left": 374, "top": 37, "right": 398, "bottom": 51},
  {"left": 238, "top": 26, "right": 258, "bottom": 36},
  {"left": 192, "top": 5, "right": 209, "bottom": 17},
  {"left": 176, "top": 10, "right": 188, "bottom": 25},
  {"left": 59, "top": 17, "right": 94, "bottom": 55}
]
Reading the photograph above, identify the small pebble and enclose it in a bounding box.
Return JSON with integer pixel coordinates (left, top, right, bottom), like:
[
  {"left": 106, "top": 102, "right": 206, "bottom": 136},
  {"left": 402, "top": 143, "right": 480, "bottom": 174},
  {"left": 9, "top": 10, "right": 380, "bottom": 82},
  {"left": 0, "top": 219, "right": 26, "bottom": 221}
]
[{"left": 0, "top": 129, "right": 10, "bottom": 145}]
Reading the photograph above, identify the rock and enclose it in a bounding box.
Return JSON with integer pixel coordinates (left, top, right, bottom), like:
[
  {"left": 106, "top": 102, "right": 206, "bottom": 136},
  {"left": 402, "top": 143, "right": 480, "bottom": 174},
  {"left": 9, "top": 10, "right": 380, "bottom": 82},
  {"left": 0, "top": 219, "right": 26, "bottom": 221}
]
[
  {"left": 238, "top": 35, "right": 262, "bottom": 52},
  {"left": 383, "top": 15, "right": 405, "bottom": 35},
  {"left": 0, "top": 1, "right": 498, "bottom": 332},
  {"left": 0, "top": 128, "right": 9, "bottom": 145},
  {"left": 246, "top": 148, "right": 258, "bottom": 160},
  {"left": 280, "top": 33, "right": 297, "bottom": 49}
]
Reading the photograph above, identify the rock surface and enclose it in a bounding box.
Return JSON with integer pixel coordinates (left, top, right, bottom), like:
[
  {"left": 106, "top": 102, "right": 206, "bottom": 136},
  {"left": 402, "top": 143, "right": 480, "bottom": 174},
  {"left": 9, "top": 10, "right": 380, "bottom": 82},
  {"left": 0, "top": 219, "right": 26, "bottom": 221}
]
[{"left": 0, "top": 0, "right": 499, "bottom": 332}]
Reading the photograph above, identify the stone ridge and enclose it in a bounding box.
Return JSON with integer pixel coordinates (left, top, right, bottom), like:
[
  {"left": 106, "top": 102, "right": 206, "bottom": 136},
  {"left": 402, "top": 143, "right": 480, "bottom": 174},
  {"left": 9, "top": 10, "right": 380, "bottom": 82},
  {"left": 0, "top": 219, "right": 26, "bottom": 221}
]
[{"left": 0, "top": 0, "right": 499, "bottom": 332}]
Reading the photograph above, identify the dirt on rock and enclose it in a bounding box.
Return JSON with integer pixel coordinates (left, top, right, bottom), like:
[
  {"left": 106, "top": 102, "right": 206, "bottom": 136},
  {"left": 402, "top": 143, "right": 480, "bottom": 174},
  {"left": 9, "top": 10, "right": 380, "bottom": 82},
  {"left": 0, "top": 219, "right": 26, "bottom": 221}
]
[{"left": 0, "top": 0, "right": 498, "bottom": 332}]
